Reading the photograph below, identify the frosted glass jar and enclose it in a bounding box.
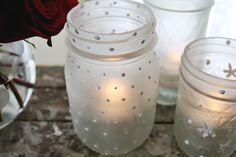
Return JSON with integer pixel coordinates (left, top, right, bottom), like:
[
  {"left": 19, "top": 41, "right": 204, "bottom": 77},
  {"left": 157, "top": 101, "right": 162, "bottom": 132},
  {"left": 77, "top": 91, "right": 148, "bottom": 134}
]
[
  {"left": 144, "top": 0, "right": 214, "bottom": 105},
  {"left": 65, "top": 0, "right": 159, "bottom": 155},
  {"left": 174, "top": 38, "right": 236, "bottom": 157},
  {"left": 0, "top": 41, "right": 36, "bottom": 129}
]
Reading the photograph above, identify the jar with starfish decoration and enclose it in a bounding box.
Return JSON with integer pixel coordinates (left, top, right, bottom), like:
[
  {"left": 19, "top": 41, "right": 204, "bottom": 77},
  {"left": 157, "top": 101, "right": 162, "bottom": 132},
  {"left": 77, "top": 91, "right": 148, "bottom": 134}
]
[{"left": 174, "top": 38, "right": 236, "bottom": 157}]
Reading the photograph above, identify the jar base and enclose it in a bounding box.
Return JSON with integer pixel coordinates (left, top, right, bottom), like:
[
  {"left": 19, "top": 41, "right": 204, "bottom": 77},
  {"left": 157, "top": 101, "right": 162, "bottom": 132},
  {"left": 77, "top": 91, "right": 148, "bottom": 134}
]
[{"left": 156, "top": 86, "right": 177, "bottom": 105}]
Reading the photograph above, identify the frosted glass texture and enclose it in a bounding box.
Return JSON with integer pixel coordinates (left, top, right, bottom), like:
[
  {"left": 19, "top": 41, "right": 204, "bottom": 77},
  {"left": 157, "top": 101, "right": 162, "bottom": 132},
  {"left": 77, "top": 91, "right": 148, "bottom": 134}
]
[
  {"left": 65, "top": 0, "right": 159, "bottom": 155},
  {"left": 175, "top": 38, "right": 236, "bottom": 157},
  {"left": 144, "top": 0, "right": 214, "bottom": 105}
]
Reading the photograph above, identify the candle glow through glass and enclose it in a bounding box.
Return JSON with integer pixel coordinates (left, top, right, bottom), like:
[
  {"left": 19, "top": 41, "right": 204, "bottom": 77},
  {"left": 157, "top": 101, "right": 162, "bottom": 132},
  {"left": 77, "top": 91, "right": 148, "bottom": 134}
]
[
  {"left": 144, "top": 0, "right": 214, "bottom": 105},
  {"left": 175, "top": 38, "right": 236, "bottom": 157},
  {"left": 65, "top": 0, "right": 159, "bottom": 155}
]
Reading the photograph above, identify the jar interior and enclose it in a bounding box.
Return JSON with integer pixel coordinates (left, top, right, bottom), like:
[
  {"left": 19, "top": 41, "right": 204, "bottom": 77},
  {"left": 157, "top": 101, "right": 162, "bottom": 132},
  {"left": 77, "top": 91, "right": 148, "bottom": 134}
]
[
  {"left": 68, "top": 0, "right": 152, "bottom": 40},
  {"left": 186, "top": 39, "right": 236, "bottom": 81},
  {"left": 66, "top": 0, "right": 157, "bottom": 61},
  {"left": 77, "top": 9, "right": 145, "bottom": 34},
  {"left": 66, "top": 0, "right": 156, "bottom": 59}
]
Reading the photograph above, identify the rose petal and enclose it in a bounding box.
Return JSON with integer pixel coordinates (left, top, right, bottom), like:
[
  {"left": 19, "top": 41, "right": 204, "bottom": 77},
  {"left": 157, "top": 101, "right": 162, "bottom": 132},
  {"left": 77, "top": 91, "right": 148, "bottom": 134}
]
[{"left": 0, "top": 0, "right": 78, "bottom": 46}]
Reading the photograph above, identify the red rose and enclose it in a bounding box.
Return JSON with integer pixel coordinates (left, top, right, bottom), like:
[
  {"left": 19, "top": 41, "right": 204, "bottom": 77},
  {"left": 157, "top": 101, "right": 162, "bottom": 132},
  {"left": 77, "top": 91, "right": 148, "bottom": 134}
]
[{"left": 0, "top": 0, "right": 78, "bottom": 46}]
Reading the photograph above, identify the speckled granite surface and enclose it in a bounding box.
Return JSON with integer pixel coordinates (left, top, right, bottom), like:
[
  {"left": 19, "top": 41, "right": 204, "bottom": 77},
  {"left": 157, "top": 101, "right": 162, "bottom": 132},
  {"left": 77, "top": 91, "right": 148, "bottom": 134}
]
[{"left": 0, "top": 67, "right": 235, "bottom": 157}]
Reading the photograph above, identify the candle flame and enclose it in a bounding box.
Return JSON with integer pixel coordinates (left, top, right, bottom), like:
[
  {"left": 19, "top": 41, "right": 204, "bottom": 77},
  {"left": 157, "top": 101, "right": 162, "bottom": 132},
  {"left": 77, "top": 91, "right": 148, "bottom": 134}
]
[{"left": 96, "top": 78, "right": 135, "bottom": 121}]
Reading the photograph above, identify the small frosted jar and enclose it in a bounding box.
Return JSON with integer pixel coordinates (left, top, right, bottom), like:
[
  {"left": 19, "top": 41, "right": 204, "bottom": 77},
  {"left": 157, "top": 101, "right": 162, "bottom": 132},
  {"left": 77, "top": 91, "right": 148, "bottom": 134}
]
[
  {"left": 144, "top": 0, "right": 214, "bottom": 105},
  {"left": 65, "top": 0, "right": 159, "bottom": 155},
  {"left": 174, "top": 38, "right": 236, "bottom": 157}
]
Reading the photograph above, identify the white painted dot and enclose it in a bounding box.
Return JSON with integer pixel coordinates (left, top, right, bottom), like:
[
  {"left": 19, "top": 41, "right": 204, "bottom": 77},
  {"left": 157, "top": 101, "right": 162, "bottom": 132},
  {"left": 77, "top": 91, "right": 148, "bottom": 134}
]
[
  {"left": 84, "top": 127, "right": 90, "bottom": 132},
  {"left": 188, "top": 119, "right": 193, "bottom": 124},
  {"left": 114, "top": 120, "right": 118, "bottom": 124},
  {"left": 114, "top": 147, "right": 118, "bottom": 151},
  {"left": 92, "top": 119, "right": 97, "bottom": 123},
  {"left": 93, "top": 144, "right": 98, "bottom": 148},
  {"left": 138, "top": 113, "right": 142, "bottom": 117},
  {"left": 211, "top": 133, "right": 216, "bottom": 138},
  {"left": 200, "top": 155, "right": 204, "bottom": 157},
  {"left": 82, "top": 139, "right": 86, "bottom": 143},
  {"left": 124, "top": 130, "right": 129, "bottom": 135},
  {"left": 103, "top": 132, "right": 108, "bottom": 136},
  {"left": 184, "top": 140, "right": 189, "bottom": 145}
]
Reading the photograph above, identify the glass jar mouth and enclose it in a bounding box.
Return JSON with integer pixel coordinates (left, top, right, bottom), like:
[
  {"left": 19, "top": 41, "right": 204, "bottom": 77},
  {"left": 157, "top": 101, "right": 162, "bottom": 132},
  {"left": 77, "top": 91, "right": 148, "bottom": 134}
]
[
  {"left": 182, "top": 37, "right": 236, "bottom": 89},
  {"left": 144, "top": 0, "right": 214, "bottom": 12},
  {"left": 67, "top": 0, "right": 155, "bottom": 41},
  {"left": 66, "top": 0, "right": 156, "bottom": 59}
]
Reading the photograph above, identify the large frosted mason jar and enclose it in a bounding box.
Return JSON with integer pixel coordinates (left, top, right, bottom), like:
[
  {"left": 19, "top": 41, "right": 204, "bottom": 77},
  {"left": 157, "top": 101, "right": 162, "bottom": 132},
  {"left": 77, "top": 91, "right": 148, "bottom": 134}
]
[
  {"left": 175, "top": 38, "right": 236, "bottom": 157},
  {"left": 65, "top": 0, "right": 159, "bottom": 155},
  {"left": 144, "top": 0, "right": 214, "bottom": 105}
]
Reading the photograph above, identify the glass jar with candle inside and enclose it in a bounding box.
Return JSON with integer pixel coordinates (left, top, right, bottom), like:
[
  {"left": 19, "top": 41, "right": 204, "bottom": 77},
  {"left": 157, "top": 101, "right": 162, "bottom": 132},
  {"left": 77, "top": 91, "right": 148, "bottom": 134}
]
[
  {"left": 174, "top": 38, "right": 236, "bottom": 157},
  {"left": 65, "top": 0, "right": 159, "bottom": 155},
  {"left": 143, "top": 0, "right": 214, "bottom": 105}
]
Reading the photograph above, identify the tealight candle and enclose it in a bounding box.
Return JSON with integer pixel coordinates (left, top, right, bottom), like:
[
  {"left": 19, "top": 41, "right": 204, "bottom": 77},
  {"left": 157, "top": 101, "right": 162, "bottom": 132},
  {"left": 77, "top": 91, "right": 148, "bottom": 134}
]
[
  {"left": 174, "top": 38, "right": 236, "bottom": 157},
  {"left": 143, "top": 0, "right": 214, "bottom": 105},
  {"left": 65, "top": 0, "right": 159, "bottom": 155}
]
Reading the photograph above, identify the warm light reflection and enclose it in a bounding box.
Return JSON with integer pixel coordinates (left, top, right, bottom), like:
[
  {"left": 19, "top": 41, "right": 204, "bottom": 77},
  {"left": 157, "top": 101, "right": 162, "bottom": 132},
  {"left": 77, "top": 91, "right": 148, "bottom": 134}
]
[
  {"left": 205, "top": 99, "right": 229, "bottom": 113},
  {"left": 169, "top": 52, "right": 181, "bottom": 65},
  {"left": 96, "top": 78, "right": 135, "bottom": 120}
]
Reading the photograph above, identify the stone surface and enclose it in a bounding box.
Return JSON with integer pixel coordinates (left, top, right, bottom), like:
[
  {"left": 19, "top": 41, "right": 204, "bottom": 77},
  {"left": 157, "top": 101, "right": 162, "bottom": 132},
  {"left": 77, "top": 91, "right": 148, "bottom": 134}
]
[
  {"left": 0, "top": 67, "right": 235, "bottom": 157},
  {"left": 0, "top": 122, "right": 185, "bottom": 157},
  {"left": 35, "top": 66, "right": 65, "bottom": 88}
]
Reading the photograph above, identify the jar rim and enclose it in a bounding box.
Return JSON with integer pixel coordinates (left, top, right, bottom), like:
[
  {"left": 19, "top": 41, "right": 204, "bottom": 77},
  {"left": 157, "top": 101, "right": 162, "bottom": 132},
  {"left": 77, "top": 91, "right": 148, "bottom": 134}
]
[
  {"left": 66, "top": 0, "right": 157, "bottom": 60},
  {"left": 144, "top": 0, "right": 214, "bottom": 12},
  {"left": 66, "top": 0, "right": 155, "bottom": 41},
  {"left": 182, "top": 37, "right": 236, "bottom": 88}
]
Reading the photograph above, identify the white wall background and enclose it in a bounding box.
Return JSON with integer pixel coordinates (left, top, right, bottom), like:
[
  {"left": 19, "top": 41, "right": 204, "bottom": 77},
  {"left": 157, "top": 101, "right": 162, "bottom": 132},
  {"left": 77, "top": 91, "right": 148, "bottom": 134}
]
[{"left": 32, "top": 0, "right": 236, "bottom": 65}]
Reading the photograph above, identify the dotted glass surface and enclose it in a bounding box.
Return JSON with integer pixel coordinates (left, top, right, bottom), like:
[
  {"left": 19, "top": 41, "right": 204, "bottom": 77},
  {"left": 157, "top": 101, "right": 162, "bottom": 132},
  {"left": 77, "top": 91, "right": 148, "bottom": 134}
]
[
  {"left": 65, "top": 0, "right": 158, "bottom": 155},
  {"left": 175, "top": 38, "right": 236, "bottom": 157}
]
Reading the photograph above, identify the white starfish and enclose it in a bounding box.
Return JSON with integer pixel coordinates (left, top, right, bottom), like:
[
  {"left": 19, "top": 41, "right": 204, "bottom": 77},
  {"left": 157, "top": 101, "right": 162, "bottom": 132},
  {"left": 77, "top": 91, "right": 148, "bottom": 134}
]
[
  {"left": 223, "top": 63, "right": 236, "bottom": 78},
  {"left": 198, "top": 121, "right": 216, "bottom": 138}
]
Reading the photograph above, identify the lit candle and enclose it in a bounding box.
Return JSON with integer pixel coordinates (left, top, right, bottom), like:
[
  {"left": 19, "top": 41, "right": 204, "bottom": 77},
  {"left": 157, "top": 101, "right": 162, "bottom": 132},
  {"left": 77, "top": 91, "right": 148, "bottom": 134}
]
[
  {"left": 65, "top": 0, "right": 159, "bottom": 155},
  {"left": 144, "top": 0, "right": 214, "bottom": 105},
  {"left": 95, "top": 79, "right": 134, "bottom": 120},
  {"left": 174, "top": 38, "right": 236, "bottom": 157}
]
